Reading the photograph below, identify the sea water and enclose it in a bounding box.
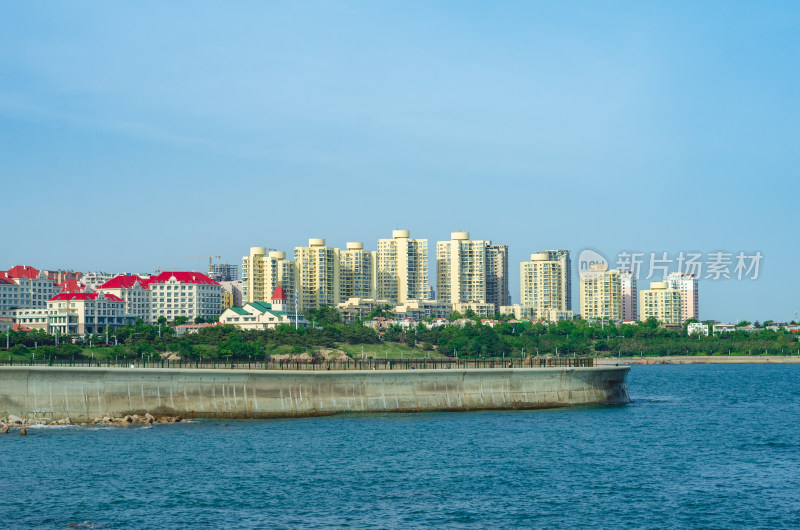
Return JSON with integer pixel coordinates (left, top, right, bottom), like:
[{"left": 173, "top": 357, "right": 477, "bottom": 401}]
[{"left": 2, "top": 364, "right": 799, "bottom": 528}]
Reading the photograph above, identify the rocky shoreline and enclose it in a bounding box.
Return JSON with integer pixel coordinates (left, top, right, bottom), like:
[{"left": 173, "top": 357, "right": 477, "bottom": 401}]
[{"left": 0, "top": 412, "right": 183, "bottom": 435}]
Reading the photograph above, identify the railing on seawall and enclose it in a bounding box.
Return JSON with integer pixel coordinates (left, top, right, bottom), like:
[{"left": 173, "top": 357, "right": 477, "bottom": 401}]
[{"left": 0, "top": 356, "right": 594, "bottom": 371}]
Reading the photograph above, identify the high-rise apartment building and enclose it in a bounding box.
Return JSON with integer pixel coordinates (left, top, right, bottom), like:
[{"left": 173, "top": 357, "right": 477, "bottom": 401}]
[
  {"left": 241, "top": 247, "right": 296, "bottom": 304},
  {"left": 580, "top": 264, "right": 622, "bottom": 321},
  {"left": 295, "top": 239, "right": 340, "bottom": 311},
  {"left": 640, "top": 281, "right": 682, "bottom": 325},
  {"left": 486, "top": 244, "right": 510, "bottom": 308},
  {"left": 620, "top": 270, "right": 638, "bottom": 321},
  {"left": 339, "top": 242, "right": 377, "bottom": 301},
  {"left": 436, "top": 231, "right": 509, "bottom": 312},
  {"left": 665, "top": 272, "right": 698, "bottom": 323},
  {"left": 542, "top": 250, "right": 572, "bottom": 311},
  {"left": 520, "top": 253, "right": 564, "bottom": 313},
  {"left": 376, "top": 230, "right": 429, "bottom": 305}
]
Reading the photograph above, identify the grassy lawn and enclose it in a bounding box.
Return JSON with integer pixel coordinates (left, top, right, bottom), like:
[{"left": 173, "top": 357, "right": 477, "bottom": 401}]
[{"left": 338, "top": 342, "right": 447, "bottom": 359}]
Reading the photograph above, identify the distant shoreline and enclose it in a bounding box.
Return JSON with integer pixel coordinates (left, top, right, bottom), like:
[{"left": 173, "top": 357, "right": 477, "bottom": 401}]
[{"left": 595, "top": 355, "right": 800, "bottom": 365}]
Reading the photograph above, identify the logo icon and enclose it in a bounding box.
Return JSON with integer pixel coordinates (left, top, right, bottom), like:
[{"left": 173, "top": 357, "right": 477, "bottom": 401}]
[{"left": 578, "top": 249, "right": 608, "bottom": 280}]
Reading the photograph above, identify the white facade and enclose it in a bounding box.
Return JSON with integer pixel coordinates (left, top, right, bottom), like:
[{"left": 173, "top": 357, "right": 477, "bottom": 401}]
[
  {"left": 219, "top": 301, "right": 308, "bottom": 330},
  {"left": 0, "top": 267, "right": 59, "bottom": 313},
  {"left": 147, "top": 272, "right": 223, "bottom": 322},
  {"left": 98, "top": 276, "right": 152, "bottom": 323},
  {"left": 665, "top": 272, "right": 699, "bottom": 323},
  {"left": 687, "top": 322, "right": 709, "bottom": 336}
]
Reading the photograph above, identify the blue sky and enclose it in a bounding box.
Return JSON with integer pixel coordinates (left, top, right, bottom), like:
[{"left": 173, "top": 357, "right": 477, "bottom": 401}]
[{"left": 1, "top": 2, "right": 798, "bottom": 322}]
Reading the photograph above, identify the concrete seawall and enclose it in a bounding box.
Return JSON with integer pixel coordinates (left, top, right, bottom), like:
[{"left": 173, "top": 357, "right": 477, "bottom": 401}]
[{"left": 0, "top": 366, "right": 630, "bottom": 422}]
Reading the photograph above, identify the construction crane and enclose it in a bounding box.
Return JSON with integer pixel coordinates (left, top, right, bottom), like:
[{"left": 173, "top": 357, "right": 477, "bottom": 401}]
[{"left": 184, "top": 255, "right": 221, "bottom": 276}]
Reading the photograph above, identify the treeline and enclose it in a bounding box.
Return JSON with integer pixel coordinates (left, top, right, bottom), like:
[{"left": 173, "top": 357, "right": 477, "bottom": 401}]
[
  {"left": 3, "top": 316, "right": 799, "bottom": 361},
  {"left": 2, "top": 319, "right": 380, "bottom": 360}
]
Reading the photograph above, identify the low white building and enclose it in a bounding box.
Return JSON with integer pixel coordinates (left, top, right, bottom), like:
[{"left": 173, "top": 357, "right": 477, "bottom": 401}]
[
  {"left": 687, "top": 322, "right": 710, "bottom": 336},
  {"left": 453, "top": 302, "right": 497, "bottom": 318},
  {"left": 393, "top": 299, "right": 452, "bottom": 320},
  {"left": 219, "top": 287, "right": 308, "bottom": 330},
  {"left": 337, "top": 297, "right": 392, "bottom": 324},
  {"left": 500, "top": 304, "right": 572, "bottom": 323},
  {"left": 713, "top": 323, "right": 736, "bottom": 334}
]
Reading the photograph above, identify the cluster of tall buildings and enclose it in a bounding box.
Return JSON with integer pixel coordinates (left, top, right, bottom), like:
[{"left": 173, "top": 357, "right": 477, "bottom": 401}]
[
  {"left": 241, "top": 230, "right": 700, "bottom": 326},
  {"left": 242, "top": 230, "right": 574, "bottom": 321},
  {"left": 243, "top": 230, "right": 512, "bottom": 315}
]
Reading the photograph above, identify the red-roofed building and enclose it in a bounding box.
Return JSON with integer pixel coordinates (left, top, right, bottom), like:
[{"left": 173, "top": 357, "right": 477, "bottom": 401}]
[
  {"left": 145, "top": 271, "right": 222, "bottom": 323},
  {"left": 12, "top": 292, "right": 133, "bottom": 335},
  {"left": 272, "top": 285, "right": 287, "bottom": 300},
  {"left": 1, "top": 265, "right": 59, "bottom": 314},
  {"left": 98, "top": 275, "right": 153, "bottom": 323},
  {"left": 58, "top": 279, "right": 91, "bottom": 293},
  {"left": 4, "top": 265, "right": 40, "bottom": 279},
  {"left": 270, "top": 285, "right": 288, "bottom": 312}
]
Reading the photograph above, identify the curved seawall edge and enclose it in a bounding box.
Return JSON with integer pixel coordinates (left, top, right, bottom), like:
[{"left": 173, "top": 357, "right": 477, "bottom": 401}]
[{"left": 0, "top": 366, "right": 630, "bottom": 421}]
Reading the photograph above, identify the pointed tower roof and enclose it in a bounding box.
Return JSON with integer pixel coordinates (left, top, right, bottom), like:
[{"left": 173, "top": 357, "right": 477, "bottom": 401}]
[{"left": 271, "top": 286, "right": 287, "bottom": 301}]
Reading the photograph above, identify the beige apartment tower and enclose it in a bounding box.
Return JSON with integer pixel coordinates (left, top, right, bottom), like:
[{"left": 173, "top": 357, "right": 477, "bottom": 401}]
[
  {"left": 580, "top": 264, "right": 622, "bottom": 321},
  {"left": 520, "top": 252, "right": 565, "bottom": 313},
  {"left": 339, "top": 242, "right": 377, "bottom": 301},
  {"left": 295, "top": 239, "right": 340, "bottom": 311},
  {"left": 241, "top": 247, "right": 296, "bottom": 304},
  {"left": 376, "top": 230, "right": 429, "bottom": 305},
  {"left": 543, "top": 250, "right": 572, "bottom": 311},
  {"left": 436, "top": 231, "right": 509, "bottom": 312},
  {"left": 640, "top": 281, "right": 682, "bottom": 325}
]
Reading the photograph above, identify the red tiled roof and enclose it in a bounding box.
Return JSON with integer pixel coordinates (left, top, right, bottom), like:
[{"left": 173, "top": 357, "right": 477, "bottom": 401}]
[
  {"left": 5, "top": 265, "right": 40, "bottom": 279},
  {"left": 13, "top": 323, "right": 32, "bottom": 332},
  {"left": 99, "top": 274, "right": 151, "bottom": 289},
  {"left": 59, "top": 279, "right": 90, "bottom": 293},
  {"left": 0, "top": 277, "right": 12, "bottom": 285},
  {"left": 147, "top": 271, "right": 219, "bottom": 285},
  {"left": 271, "top": 285, "right": 287, "bottom": 300},
  {"left": 50, "top": 292, "right": 123, "bottom": 302}
]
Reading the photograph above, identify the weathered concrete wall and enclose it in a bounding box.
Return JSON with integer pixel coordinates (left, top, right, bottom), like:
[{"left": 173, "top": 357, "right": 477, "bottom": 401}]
[{"left": 0, "top": 366, "right": 630, "bottom": 421}]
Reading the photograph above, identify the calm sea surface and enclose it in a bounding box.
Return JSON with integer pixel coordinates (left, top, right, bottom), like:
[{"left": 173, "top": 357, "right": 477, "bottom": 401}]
[{"left": 2, "top": 364, "right": 800, "bottom": 529}]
